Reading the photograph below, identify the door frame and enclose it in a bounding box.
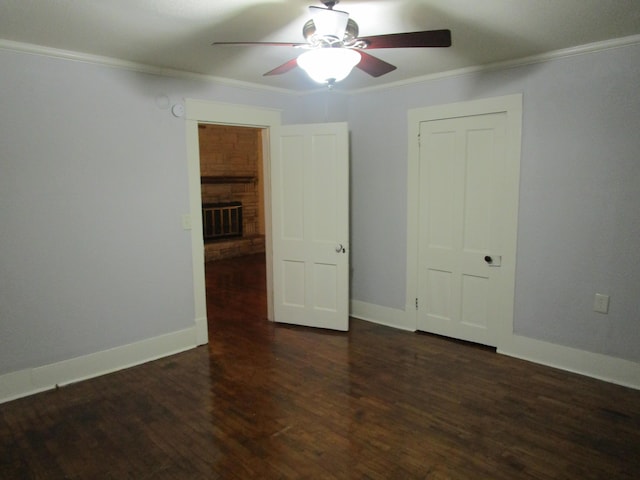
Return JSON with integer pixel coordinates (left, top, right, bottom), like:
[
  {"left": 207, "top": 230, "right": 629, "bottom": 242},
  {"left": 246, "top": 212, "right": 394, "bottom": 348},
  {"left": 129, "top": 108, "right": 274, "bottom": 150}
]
[
  {"left": 405, "top": 94, "right": 523, "bottom": 345},
  {"left": 185, "top": 100, "right": 282, "bottom": 344}
]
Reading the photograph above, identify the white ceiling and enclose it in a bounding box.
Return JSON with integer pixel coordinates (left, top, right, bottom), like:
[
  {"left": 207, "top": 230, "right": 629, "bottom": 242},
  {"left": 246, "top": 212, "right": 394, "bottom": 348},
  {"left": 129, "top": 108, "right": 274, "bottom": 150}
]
[{"left": 1, "top": 0, "right": 639, "bottom": 92}]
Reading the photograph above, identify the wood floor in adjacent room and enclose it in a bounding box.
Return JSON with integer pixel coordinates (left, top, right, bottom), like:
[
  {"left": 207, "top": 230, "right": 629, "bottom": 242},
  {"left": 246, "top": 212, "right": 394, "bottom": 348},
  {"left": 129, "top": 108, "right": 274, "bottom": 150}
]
[{"left": 1, "top": 253, "right": 639, "bottom": 479}]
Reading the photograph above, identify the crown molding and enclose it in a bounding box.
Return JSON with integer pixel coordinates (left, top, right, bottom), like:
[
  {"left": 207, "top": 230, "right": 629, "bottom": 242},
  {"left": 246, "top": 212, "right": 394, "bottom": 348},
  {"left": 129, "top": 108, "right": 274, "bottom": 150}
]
[
  {"left": 0, "top": 39, "right": 300, "bottom": 97},
  {"left": 348, "top": 33, "right": 640, "bottom": 95},
  {"left": 2, "top": 33, "right": 639, "bottom": 98}
]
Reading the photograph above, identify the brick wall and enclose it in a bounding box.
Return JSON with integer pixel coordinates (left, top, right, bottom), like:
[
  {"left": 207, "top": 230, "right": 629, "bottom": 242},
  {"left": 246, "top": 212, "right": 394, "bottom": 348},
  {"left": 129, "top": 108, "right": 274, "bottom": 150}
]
[{"left": 199, "top": 124, "right": 265, "bottom": 261}]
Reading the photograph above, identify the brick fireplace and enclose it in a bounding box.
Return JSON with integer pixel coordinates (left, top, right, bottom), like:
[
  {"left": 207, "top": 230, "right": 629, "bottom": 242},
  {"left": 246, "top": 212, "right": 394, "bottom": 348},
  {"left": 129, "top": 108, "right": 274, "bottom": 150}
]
[
  {"left": 202, "top": 201, "right": 243, "bottom": 241},
  {"left": 198, "top": 124, "right": 266, "bottom": 262}
]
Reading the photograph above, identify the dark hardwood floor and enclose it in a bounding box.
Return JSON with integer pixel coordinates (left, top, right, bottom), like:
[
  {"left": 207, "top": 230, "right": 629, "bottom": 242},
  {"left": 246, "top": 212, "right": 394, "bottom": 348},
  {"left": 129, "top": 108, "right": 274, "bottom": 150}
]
[{"left": 2, "top": 252, "right": 640, "bottom": 479}]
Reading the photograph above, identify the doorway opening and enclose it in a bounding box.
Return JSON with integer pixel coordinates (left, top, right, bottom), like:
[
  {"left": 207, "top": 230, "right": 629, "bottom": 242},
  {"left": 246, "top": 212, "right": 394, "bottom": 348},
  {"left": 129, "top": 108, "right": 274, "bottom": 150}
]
[
  {"left": 184, "top": 100, "right": 280, "bottom": 345},
  {"left": 197, "top": 123, "right": 268, "bottom": 328},
  {"left": 198, "top": 124, "right": 266, "bottom": 262}
]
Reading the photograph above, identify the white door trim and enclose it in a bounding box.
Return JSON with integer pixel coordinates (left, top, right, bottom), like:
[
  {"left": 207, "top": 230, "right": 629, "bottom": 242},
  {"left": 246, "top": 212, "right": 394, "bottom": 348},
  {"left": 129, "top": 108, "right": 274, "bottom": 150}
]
[
  {"left": 406, "top": 94, "right": 523, "bottom": 345},
  {"left": 185, "top": 100, "right": 282, "bottom": 343}
]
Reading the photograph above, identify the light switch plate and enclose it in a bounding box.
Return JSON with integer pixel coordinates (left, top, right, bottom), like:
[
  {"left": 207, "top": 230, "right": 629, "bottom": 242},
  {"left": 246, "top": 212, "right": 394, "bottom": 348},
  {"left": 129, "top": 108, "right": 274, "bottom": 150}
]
[
  {"left": 182, "top": 214, "right": 192, "bottom": 230},
  {"left": 593, "top": 293, "right": 609, "bottom": 314}
]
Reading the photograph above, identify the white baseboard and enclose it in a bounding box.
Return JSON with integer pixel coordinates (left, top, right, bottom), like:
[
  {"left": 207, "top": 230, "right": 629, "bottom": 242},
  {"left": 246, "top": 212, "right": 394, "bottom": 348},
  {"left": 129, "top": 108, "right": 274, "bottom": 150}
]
[
  {"left": 4, "top": 304, "right": 637, "bottom": 404},
  {"left": 498, "top": 334, "right": 640, "bottom": 390},
  {"left": 350, "top": 300, "right": 415, "bottom": 331},
  {"left": 0, "top": 321, "right": 205, "bottom": 404},
  {"left": 351, "top": 300, "right": 640, "bottom": 390},
  {"left": 194, "top": 316, "right": 209, "bottom": 346}
]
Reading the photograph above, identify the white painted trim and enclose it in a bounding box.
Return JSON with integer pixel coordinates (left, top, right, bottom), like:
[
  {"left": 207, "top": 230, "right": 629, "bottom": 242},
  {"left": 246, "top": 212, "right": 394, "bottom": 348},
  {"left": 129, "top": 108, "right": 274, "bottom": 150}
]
[
  {"left": 186, "top": 99, "right": 281, "bottom": 127},
  {"left": 406, "top": 94, "right": 523, "bottom": 340},
  {"left": 0, "top": 39, "right": 298, "bottom": 96},
  {"left": 185, "top": 117, "right": 209, "bottom": 343},
  {"left": 400, "top": 94, "right": 640, "bottom": 390},
  {"left": 3, "top": 34, "right": 638, "bottom": 96},
  {"left": 350, "top": 34, "right": 640, "bottom": 94},
  {"left": 351, "top": 300, "right": 640, "bottom": 389},
  {"left": 499, "top": 335, "right": 640, "bottom": 390},
  {"left": 261, "top": 131, "right": 275, "bottom": 322},
  {"left": 194, "top": 316, "right": 209, "bottom": 346},
  {"left": 0, "top": 325, "right": 200, "bottom": 404},
  {"left": 405, "top": 94, "right": 522, "bottom": 346},
  {"left": 350, "top": 300, "right": 414, "bottom": 332},
  {"left": 184, "top": 99, "right": 281, "bottom": 324}
]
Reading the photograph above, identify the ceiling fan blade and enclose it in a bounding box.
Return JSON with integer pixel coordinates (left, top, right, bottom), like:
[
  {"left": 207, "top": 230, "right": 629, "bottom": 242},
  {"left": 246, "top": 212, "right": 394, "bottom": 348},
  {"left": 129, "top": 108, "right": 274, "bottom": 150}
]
[
  {"left": 263, "top": 58, "right": 299, "bottom": 76},
  {"left": 212, "top": 41, "right": 306, "bottom": 47},
  {"left": 359, "top": 29, "right": 451, "bottom": 49},
  {"left": 356, "top": 51, "right": 397, "bottom": 77}
]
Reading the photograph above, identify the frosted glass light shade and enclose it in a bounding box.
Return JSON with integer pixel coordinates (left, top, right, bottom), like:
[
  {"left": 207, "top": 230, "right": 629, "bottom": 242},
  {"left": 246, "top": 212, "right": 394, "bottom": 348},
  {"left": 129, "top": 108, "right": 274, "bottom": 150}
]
[{"left": 297, "top": 48, "right": 362, "bottom": 84}]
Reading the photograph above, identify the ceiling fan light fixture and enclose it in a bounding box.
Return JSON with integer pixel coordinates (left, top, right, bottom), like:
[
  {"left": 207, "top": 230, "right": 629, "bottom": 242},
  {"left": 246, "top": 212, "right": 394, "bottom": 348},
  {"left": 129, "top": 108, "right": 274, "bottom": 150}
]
[{"left": 297, "top": 48, "right": 361, "bottom": 84}]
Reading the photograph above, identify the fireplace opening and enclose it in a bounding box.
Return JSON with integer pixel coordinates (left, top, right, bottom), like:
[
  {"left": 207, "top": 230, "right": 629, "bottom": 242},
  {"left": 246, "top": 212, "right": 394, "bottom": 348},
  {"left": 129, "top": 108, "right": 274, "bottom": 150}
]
[{"left": 202, "top": 202, "right": 243, "bottom": 242}]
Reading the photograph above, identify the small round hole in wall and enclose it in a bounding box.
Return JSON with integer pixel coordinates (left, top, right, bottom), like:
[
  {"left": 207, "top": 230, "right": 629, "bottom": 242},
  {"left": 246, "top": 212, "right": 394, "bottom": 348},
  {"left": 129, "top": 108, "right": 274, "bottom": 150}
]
[{"left": 155, "top": 94, "right": 170, "bottom": 109}]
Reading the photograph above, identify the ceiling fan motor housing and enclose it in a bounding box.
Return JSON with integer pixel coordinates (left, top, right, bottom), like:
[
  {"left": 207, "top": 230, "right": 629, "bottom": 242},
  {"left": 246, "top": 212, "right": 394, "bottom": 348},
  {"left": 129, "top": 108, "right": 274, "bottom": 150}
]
[
  {"left": 320, "top": 0, "right": 339, "bottom": 8},
  {"left": 303, "top": 18, "right": 359, "bottom": 46}
]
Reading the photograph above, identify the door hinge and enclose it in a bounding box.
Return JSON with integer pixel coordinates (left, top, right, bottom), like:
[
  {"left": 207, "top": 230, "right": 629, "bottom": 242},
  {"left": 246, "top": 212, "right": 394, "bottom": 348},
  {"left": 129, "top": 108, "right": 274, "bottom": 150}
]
[
  {"left": 417, "top": 133, "right": 421, "bottom": 147},
  {"left": 415, "top": 298, "right": 419, "bottom": 310}
]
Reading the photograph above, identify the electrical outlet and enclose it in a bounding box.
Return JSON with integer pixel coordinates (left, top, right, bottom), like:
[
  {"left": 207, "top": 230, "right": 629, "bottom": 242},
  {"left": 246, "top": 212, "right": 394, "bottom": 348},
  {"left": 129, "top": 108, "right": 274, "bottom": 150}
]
[{"left": 593, "top": 293, "right": 610, "bottom": 314}]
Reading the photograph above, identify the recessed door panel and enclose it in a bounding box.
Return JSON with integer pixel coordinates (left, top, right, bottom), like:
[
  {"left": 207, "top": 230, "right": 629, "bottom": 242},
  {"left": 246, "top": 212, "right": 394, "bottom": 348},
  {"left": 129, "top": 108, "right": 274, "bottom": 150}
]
[
  {"left": 426, "top": 268, "right": 452, "bottom": 321},
  {"left": 314, "top": 263, "right": 338, "bottom": 312},
  {"left": 282, "top": 260, "right": 305, "bottom": 307},
  {"left": 280, "top": 136, "right": 305, "bottom": 241},
  {"left": 427, "top": 131, "right": 456, "bottom": 250},
  {"left": 461, "top": 274, "right": 489, "bottom": 329},
  {"left": 463, "top": 128, "right": 494, "bottom": 253},
  {"left": 312, "top": 135, "right": 338, "bottom": 243}
]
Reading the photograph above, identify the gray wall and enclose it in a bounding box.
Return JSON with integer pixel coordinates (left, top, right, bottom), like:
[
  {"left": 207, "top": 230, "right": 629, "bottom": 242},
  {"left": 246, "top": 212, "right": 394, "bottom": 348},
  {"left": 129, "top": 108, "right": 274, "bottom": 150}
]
[
  {"left": 346, "top": 43, "right": 640, "bottom": 362},
  {"left": 0, "top": 49, "right": 297, "bottom": 376},
  {"left": 1, "top": 40, "right": 639, "bottom": 378}
]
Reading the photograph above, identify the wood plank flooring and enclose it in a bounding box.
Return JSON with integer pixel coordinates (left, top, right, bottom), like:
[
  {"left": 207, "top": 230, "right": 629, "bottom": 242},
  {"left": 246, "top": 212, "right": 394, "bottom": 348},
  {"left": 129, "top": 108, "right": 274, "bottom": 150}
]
[{"left": 1, "top": 253, "right": 640, "bottom": 479}]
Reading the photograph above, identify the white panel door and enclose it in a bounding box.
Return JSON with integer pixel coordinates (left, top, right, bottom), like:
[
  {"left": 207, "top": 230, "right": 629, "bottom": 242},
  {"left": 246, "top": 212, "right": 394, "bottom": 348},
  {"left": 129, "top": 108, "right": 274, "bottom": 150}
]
[
  {"left": 418, "top": 113, "right": 508, "bottom": 346},
  {"left": 272, "top": 122, "right": 349, "bottom": 331}
]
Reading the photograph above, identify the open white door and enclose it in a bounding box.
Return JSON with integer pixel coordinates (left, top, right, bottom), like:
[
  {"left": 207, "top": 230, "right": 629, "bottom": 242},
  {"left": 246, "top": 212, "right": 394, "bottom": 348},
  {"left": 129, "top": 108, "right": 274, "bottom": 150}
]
[{"left": 272, "top": 122, "right": 349, "bottom": 331}]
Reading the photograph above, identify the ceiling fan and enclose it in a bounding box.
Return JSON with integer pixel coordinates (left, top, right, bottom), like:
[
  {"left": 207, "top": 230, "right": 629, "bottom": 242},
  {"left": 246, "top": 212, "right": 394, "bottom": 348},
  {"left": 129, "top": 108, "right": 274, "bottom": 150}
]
[{"left": 212, "top": 0, "right": 451, "bottom": 86}]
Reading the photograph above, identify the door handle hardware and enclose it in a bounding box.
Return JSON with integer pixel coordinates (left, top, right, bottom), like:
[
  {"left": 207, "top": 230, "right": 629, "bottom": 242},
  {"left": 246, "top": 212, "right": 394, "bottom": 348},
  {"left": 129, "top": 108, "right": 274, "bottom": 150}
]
[
  {"left": 484, "top": 255, "right": 502, "bottom": 266},
  {"left": 336, "top": 244, "right": 346, "bottom": 253}
]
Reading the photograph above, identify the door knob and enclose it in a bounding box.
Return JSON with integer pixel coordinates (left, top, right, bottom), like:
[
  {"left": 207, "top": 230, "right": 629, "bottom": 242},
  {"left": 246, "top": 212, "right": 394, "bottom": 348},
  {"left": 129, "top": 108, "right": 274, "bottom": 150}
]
[{"left": 336, "top": 244, "right": 345, "bottom": 253}]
